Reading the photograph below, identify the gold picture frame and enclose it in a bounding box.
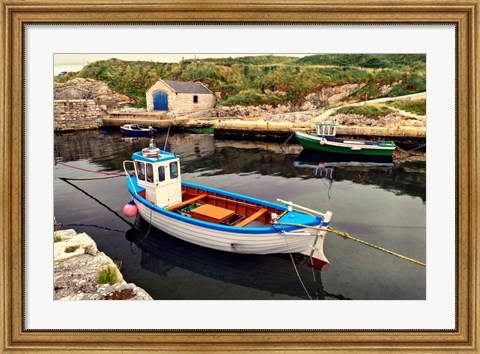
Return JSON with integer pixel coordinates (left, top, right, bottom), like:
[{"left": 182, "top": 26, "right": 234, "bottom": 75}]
[{"left": 1, "top": 0, "right": 478, "bottom": 352}]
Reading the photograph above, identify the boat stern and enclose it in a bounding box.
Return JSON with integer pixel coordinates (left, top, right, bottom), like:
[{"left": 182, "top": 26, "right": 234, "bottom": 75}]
[{"left": 274, "top": 199, "right": 332, "bottom": 268}]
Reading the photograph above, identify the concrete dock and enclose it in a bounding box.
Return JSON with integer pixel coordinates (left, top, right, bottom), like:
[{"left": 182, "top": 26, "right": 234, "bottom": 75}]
[{"left": 102, "top": 114, "right": 426, "bottom": 146}]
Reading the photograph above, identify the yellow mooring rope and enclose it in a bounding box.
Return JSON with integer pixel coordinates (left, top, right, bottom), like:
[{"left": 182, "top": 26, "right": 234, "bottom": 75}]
[{"left": 274, "top": 222, "right": 426, "bottom": 267}]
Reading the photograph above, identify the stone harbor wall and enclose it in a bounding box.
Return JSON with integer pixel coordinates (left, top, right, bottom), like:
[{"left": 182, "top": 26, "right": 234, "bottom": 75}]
[
  {"left": 54, "top": 99, "right": 105, "bottom": 132},
  {"left": 54, "top": 229, "right": 152, "bottom": 300}
]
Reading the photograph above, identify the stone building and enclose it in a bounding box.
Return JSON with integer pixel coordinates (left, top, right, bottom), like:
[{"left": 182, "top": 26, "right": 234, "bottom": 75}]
[{"left": 146, "top": 79, "right": 216, "bottom": 114}]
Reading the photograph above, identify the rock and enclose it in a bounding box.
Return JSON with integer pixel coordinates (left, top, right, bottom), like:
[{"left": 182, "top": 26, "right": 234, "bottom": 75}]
[
  {"left": 331, "top": 111, "right": 425, "bottom": 128},
  {"left": 54, "top": 231, "right": 98, "bottom": 264},
  {"left": 53, "top": 229, "right": 153, "bottom": 300},
  {"left": 54, "top": 229, "right": 77, "bottom": 241},
  {"left": 100, "top": 283, "right": 153, "bottom": 301},
  {"left": 54, "top": 78, "right": 135, "bottom": 108},
  {"left": 379, "top": 81, "right": 401, "bottom": 96},
  {"left": 305, "top": 83, "right": 367, "bottom": 108}
]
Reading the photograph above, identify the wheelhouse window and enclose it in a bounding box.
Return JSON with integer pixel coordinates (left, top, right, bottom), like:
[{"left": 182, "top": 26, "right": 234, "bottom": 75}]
[
  {"left": 193, "top": 95, "right": 198, "bottom": 104},
  {"left": 146, "top": 163, "right": 153, "bottom": 183},
  {"left": 135, "top": 161, "right": 145, "bottom": 181},
  {"left": 158, "top": 166, "right": 165, "bottom": 182},
  {"left": 170, "top": 161, "right": 179, "bottom": 179}
]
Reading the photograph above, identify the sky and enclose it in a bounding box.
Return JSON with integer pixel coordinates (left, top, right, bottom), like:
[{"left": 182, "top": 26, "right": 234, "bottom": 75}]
[{"left": 53, "top": 53, "right": 308, "bottom": 75}]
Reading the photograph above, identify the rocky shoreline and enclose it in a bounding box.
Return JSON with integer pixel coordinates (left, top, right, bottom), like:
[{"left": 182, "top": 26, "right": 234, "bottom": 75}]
[{"left": 54, "top": 229, "right": 152, "bottom": 300}]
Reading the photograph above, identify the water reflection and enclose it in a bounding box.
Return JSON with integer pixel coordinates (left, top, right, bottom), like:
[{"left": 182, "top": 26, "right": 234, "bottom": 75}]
[
  {"left": 125, "top": 216, "right": 349, "bottom": 300},
  {"left": 293, "top": 150, "right": 425, "bottom": 203},
  {"left": 54, "top": 131, "right": 215, "bottom": 168},
  {"left": 54, "top": 130, "right": 426, "bottom": 300},
  {"left": 294, "top": 149, "right": 395, "bottom": 166},
  {"left": 54, "top": 131, "right": 426, "bottom": 202}
]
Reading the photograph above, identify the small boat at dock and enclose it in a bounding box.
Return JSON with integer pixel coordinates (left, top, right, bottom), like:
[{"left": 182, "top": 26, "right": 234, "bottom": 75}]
[
  {"left": 120, "top": 123, "right": 156, "bottom": 136},
  {"left": 123, "top": 142, "right": 333, "bottom": 268},
  {"left": 295, "top": 123, "right": 397, "bottom": 157}
]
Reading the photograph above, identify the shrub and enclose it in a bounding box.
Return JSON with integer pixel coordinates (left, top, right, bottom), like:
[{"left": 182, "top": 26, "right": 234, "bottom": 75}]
[
  {"left": 386, "top": 76, "right": 426, "bottom": 97},
  {"left": 219, "top": 89, "right": 282, "bottom": 107},
  {"left": 342, "top": 82, "right": 380, "bottom": 102},
  {"left": 54, "top": 234, "right": 62, "bottom": 243},
  {"left": 333, "top": 105, "right": 393, "bottom": 119},
  {"left": 96, "top": 265, "right": 119, "bottom": 285},
  {"left": 389, "top": 99, "right": 426, "bottom": 115}
]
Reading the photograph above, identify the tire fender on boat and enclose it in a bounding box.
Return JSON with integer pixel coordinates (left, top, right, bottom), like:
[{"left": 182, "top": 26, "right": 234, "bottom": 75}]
[{"left": 320, "top": 139, "right": 325, "bottom": 145}]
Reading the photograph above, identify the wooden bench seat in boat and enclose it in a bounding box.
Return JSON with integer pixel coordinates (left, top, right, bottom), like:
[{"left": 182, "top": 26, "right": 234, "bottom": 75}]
[
  {"left": 166, "top": 194, "right": 207, "bottom": 211},
  {"left": 189, "top": 204, "right": 235, "bottom": 224},
  {"left": 235, "top": 207, "right": 268, "bottom": 227}
]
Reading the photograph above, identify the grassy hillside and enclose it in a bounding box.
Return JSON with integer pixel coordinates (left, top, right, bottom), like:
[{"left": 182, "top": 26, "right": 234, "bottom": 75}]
[
  {"left": 55, "top": 54, "right": 426, "bottom": 108},
  {"left": 333, "top": 105, "right": 394, "bottom": 120},
  {"left": 388, "top": 99, "right": 426, "bottom": 115}
]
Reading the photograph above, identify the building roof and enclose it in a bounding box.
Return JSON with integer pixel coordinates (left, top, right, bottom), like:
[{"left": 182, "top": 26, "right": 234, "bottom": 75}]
[{"left": 163, "top": 80, "right": 212, "bottom": 94}]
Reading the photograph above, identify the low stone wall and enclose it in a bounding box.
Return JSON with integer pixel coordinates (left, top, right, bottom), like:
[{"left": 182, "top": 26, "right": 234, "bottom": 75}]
[
  {"left": 54, "top": 99, "right": 105, "bottom": 132},
  {"left": 208, "top": 120, "right": 426, "bottom": 138},
  {"left": 54, "top": 229, "right": 152, "bottom": 300}
]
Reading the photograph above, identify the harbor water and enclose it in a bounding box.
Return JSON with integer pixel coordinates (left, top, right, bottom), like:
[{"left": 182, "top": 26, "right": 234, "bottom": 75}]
[{"left": 54, "top": 130, "right": 426, "bottom": 300}]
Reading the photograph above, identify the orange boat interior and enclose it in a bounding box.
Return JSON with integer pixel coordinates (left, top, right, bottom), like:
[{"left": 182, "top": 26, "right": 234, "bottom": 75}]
[{"left": 162, "top": 185, "right": 286, "bottom": 227}]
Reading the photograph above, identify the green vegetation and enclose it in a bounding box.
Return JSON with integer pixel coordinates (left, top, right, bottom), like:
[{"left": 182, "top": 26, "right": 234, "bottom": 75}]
[
  {"left": 64, "top": 245, "right": 79, "bottom": 253},
  {"left": 54, "top": 234, "right": 62, "bottom": 243},
  {"left": 333, "top": 105, "right": 394, "bottom": 120},
  {"left": 388, "top": 99, "right": 426, "bottom": 115},
  {"left": 219, "top": 88, "right": 283, "bottom": 106},
  {"left": 294, "top": 54, "right": 426, "bottom": 69},
  {"left": 386, "top": 77, "right": 426, "bottom": 97},
  {"left": 96, "top": 265, "right": 119, "bottom": 285},
  {"left": 55, "top": 54, "right": 426, "bottom": 108}
]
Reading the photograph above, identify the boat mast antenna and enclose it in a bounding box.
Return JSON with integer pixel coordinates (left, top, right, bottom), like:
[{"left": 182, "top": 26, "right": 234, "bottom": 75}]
[{"left": 164, "top": 121, "right": 172, "bottom": 152}]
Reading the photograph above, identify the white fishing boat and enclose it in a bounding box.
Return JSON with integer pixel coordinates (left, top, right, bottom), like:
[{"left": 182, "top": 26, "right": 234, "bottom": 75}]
[{"left": 123, "top": 142, "right": 333, "bottom": 268}]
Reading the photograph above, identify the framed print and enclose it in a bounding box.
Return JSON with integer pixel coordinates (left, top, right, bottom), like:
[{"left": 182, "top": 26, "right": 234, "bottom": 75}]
[{"left": 1, "top": 0, "right": 479, "bottom": 352}]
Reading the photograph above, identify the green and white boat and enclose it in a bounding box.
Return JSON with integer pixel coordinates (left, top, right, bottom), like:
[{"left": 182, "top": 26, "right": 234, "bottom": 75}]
[{"left": 295, "top": 123, "right": 397, "bottom": 157}]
